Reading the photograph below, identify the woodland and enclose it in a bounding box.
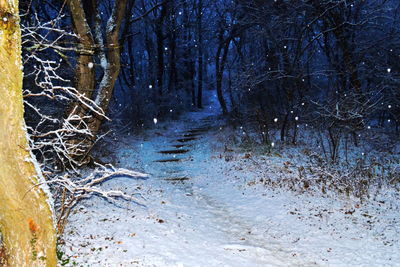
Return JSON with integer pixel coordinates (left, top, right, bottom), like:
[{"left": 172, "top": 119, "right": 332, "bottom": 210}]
[{"left": 0, "top": 0, "right": 399, "bottom": 266}]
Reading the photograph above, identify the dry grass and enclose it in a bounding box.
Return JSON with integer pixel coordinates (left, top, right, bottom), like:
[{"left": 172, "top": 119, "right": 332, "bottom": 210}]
[{"left": 221, "top": 126, "right": 400, "bottom": 201}]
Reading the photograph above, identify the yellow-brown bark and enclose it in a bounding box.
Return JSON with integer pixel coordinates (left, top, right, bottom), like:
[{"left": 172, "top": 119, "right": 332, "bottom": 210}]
[{"left": 0, "top": 0, "right": 57, "bottom": 266}]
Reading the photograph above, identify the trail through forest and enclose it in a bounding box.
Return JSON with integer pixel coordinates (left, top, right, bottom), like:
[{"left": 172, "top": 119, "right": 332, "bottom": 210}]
[
  {"left": 130, "top": 94, "right": 315, "bottom": 266},
  {"left": 4, "top": 1, "right": 399, "bottom": 265},
  {"left": 62, "top": 92, "right": 400, "bottom": 266}
]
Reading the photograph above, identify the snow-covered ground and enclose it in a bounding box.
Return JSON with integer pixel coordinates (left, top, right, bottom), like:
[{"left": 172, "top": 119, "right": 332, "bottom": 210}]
[{"left": 62, "top": 91, "right": 400, "bottom": 266}]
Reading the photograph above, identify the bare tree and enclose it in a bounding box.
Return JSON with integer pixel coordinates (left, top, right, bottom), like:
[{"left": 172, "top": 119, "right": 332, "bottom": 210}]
[
  {"left": 66, "top": 0, "right": 130, "bottom": 154},
  {"left": 21, "top": 8, "right": 150, "bottom": 237}
]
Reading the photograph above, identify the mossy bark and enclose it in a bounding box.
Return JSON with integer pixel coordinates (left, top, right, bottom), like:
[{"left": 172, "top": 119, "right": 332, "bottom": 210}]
[{"left": 0, "top": 0, "right": 57, "bottom": 266}]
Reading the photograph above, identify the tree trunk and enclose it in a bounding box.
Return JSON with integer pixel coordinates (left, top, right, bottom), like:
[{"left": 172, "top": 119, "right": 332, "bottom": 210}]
[
  {"left": 168, "top": 29, "right": 177, "bottom": 92},
  {"left": 196, "top": 0, "right": 203, "bottom": 108},
  {"left": 0, "top": 1, "right": 57, "bottom": 266},
  {"left": 280, "top": 112, "right": 289, "bottom": 142},
  {"left": 91, "top": 0, "right": 128, "bottom": 134},
  {"left": 181, "top": 2, "right": 195, "bottom": 100},
  {"left": 144, "top": 25, "right": 155, "bottom": 92},
  {"left": 336, "top": 28, "right": 361, "bottom": 93},
  {"left": 156, "top": 2, "right": 167, "bottom": 95},
  {"left": 215, "top": 34, "right": 230, "bottom": 114},
  {"left": 66, "top": 0, "right": 129, "bottom": 150},
  {"left": 64, "top": 0, "right": 97, "bottom": 162},
  {"left": 67, "top": 0, "right": 96, "bottom": 111},
  {"left": 216, "top": 50, "right": 227, "bottom": 113},
  {"left": 167, "top": 9, "right": 177, "bottom": 92}
]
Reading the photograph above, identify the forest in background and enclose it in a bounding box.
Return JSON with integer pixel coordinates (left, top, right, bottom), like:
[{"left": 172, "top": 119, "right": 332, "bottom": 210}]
[
  {"left": 1, "top": 0, "right": 400, "bottom": 265},
  {"left": 22, "top": 0, "right": 400, "bottom": 163},
  {"left": 19, "top": 0, "right": 400, "bottom": 232}
]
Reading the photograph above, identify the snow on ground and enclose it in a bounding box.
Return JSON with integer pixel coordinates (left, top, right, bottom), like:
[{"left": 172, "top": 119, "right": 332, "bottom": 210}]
[{"left": 62, "top": 91, "right": 400, "bottom": 266}]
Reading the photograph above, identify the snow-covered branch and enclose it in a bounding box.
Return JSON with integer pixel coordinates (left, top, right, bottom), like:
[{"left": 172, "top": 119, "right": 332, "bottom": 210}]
[{"left": 21, "top": 10, "right": 148, "bottom": 234}]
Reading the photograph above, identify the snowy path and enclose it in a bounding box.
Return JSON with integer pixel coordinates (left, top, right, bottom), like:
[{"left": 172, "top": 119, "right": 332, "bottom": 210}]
[
  {"left": 63, "top": 92, "right": 400, "bottom": 266},
  {"left": 134, "top": 113, "right": 315, "bottom": 266}
]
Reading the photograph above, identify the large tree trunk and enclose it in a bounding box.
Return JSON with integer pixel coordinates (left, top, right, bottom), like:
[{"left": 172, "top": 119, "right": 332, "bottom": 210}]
[{"left": 0, "top": 1, "right": 57, "bottom": 266}]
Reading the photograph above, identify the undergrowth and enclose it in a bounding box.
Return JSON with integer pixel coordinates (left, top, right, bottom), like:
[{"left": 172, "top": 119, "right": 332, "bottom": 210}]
[{"left": 222, "top": 125, "right": 400, "bottom": 201}]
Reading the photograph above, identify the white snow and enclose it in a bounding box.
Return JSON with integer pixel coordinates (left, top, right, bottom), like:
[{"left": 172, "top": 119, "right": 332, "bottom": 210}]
[{"left": 62, "top": 91, "right": 400, "bottom": 266}]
